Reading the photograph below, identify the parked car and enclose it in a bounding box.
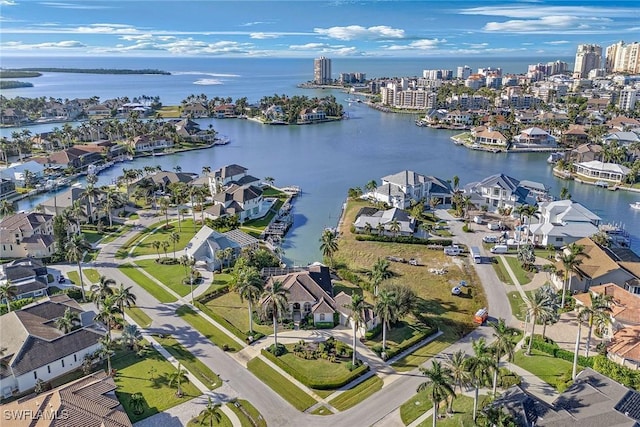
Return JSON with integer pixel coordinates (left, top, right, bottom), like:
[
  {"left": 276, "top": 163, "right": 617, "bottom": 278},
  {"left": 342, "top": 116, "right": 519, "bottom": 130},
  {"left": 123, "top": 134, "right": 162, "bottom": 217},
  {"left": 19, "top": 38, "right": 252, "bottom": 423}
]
[
  {"left": 482, "top": 235, "right": 499, "bottom": 243},
  {"left": 487, "top": 222, "right": 502, "bottom": 230},
  {"left": 58, "top": 275, "right": 65, "bottom": 283},
  {"left": 490, "top": 245, "right": 509, "bottom": 254},
  {"left": 473, "top": 215, "right": 484, "bottom": 224},
  {"left": 444, "top": 245, "right": 463, "bottom": 256}
]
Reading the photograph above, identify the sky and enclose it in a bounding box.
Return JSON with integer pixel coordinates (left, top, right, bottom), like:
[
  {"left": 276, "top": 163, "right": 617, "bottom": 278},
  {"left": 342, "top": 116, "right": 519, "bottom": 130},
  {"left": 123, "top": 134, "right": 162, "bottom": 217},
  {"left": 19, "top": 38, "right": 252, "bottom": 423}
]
[{"left": 0, "top": 0, "right": 639, "bottom": 58}]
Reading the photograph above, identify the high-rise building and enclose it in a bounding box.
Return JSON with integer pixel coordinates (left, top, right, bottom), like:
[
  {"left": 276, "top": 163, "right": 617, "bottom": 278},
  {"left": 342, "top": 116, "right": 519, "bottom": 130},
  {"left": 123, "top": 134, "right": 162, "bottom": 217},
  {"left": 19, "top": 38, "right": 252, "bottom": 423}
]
[
  {"left": 573, "top": 44, "right": 603, "bottom": 78},
  {"left": 314, "top": 56, "right": 332, "bottom": 85},
  {"left": 606, "top": 41, "right": 640, "bottom": 74},
  {"left": 619, "top": 87, "right": 638, "bottom": 111},
  {"left": 456, "top": 65, "right": 472, "bottom": 80}
]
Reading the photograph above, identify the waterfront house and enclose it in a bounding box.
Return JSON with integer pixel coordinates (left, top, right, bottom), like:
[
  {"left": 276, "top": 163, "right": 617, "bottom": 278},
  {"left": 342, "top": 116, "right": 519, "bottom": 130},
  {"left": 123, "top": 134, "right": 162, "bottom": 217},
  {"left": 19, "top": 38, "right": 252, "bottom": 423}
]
[
  {"left": 603, "top": 131, "right": 640, "bottom": 148},
  {"left": 372, "top": 170, "right": 452, "bottom": 209},
  {"left": 0, "top": 212, "right": 56, "bottom": 259},
  {"left": 84, "top": 104, "right": 111, "bottom": 119},
  {"left": 182, "top": 102, "right": 209, "bottom": 118},
  {"left": 561, "top": 127, "right": 589, "bottom": 147},
  {"left": 464, "top": 173, "right": 529, "bottom": 213},
  {"left": 0, "top": 178, "right": 16, "bottom": 200},
  {"left": 0, "top": 161, "right": 45, "bottom": 186},
  {"left": 0, "top": 295, "right": 104, "bottom": 398},
  {"left": 136, "top": 170, "right": 196, "bottom": 193},
  {"left": 528, "top": 200, "right": 601, "bottom": 248},
  {"left": 573, "top": 160, "right": 630, "bottom": 184},
  {"left": 210, "top": 184, "right": 264, "bottom": 222},
  {"left": 0, "top": 258, "right": 49, "bottom": 300},
  {"left": 208, "top": 164, "right": 254, "bottom": 189},
  {"left": 443, "top": 110, "right": 472, "bottom": 127},
  {"left": 40, "top": 186, "right": 103, "bottom": 224},
  {"left": 213, "top": 104, "right": 236, "bottom": 118},
  {"left": 117, "top": 102, "right": 150, "bottom": 117},
  {"left": 0, "top": 371, "right": 132, "bottom": 427},
  {"left": 40, "top": 101, "right": 68, "bottom": 120},
  {"left": 298, "top": 107, "right": 326, "bottom": 123},
  {"left": 264, "top": 105, "right": 285, "bottom": 122},
  {"left": 127, "top": 134, "right": 174, "bottom": 153},
  {"left": 0, "top": 108, "right": 27, "bottom": 126},
  {"left": 32, "top": 146, "right": 103, "bottom": 171},
  {"left": 172, "top": 118, "right": 217, "bottom": 143},
  {"left": 514, "top": 127, "right": 556, "bottom": 146},
  {"left": 551, "top": 237, "right": 639, "bottom": 293},
  {"left": 472, "top": 127, "right": 509, "bottom": 147},
  {"left": 353, "top": 207, "right": 417, "bottom": 236},
  {"left": 184, "top": 225, "right": 258, "bottom": 271},
  {"left": 570, "top": 143, "right": 602, "bottom": 163}
]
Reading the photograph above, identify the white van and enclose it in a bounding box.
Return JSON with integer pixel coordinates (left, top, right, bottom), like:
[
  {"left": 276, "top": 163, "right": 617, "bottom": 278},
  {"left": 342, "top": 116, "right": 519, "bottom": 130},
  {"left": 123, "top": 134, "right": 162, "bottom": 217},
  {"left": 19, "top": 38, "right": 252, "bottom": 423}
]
[
  {"left": 444, "top": 245, "right": 463, "bottom": 256},
  {"left": 490, "top": 245, "right": 509, "bottom": 254}
]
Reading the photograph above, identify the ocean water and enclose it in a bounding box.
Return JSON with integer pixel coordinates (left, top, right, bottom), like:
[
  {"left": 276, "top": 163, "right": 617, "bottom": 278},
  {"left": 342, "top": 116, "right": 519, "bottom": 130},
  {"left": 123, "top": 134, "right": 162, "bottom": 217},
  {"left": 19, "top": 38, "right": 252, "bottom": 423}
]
[{"left": 2, "top": 56, "right": 638, "bottom": 263}]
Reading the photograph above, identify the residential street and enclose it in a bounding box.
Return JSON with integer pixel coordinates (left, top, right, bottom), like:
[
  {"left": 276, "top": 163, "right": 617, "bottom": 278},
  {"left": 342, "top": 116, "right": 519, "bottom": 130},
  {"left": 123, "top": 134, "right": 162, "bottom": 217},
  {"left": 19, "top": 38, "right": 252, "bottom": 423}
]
[{"left": 56, "top": 208, "right": 557, "bottom": 426}]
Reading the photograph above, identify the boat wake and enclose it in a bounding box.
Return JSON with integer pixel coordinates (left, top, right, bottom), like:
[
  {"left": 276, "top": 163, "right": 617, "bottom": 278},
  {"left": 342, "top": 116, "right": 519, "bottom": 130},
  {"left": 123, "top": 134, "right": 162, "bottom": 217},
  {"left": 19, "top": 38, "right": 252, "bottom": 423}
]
[
  {"left": 193, "top": 79, "right": 224, "bottom": 85},
  {"left": 172, "top": 71, "right": 241, "bottom": 77}
]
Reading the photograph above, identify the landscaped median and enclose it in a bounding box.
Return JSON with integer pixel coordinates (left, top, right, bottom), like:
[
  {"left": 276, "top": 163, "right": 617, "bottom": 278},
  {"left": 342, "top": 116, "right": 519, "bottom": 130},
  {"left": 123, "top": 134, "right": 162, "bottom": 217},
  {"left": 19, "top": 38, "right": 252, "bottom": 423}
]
[
  {"left": 364, "top": 320, "right": 438, "bottom": 361},
  {"left": 327, "top": 374, "right": 383, "bottom": 411},
  {"left": 246, "top": 357, "right": 318, "bottom": 411},
  {"left": 175, "top": 305, "right": 242, "bottom": 352}
]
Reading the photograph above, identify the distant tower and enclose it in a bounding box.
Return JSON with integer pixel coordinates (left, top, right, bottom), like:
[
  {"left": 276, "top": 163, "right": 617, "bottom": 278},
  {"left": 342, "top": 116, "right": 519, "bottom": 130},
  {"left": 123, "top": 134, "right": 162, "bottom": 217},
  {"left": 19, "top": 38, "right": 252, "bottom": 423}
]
[
  {"left": 573, "top": 44, "right": 602, "bottom": 78},
  {"left": 606, "top": 41, "right": 625, "bottom": 73},
  {"left": 314, "top": 56, "right": 332, "bottom": 85}
]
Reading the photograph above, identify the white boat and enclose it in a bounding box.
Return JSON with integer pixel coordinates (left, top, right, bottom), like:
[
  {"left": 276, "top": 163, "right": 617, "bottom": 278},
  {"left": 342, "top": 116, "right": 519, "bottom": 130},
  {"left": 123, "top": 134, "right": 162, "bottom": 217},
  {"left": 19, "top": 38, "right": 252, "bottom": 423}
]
[
  {"left": 547, "top": 152, "right": 565, "bottom": 164},
  {"left": 631, "top": 201, "right": 640, "bottom": 210},
  {"left": 594, "top": 180, "right": 609, "bottom": 188}
]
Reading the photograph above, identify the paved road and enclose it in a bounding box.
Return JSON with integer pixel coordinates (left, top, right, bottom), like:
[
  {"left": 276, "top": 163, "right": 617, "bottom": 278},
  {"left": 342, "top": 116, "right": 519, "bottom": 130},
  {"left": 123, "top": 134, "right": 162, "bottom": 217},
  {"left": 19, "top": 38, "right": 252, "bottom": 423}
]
[{"left": 85, "top": 208, "right": 533, "bottom": 426}]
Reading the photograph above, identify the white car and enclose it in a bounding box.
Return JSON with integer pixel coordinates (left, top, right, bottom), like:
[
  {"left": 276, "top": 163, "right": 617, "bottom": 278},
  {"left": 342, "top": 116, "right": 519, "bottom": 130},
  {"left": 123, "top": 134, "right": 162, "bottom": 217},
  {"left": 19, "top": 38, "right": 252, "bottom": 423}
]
[
  {"left": 482, "top": 235, "right": 499, "bottom": 243},
  {"left": 451, "top": 286, "right": 462, "bottom": 296}
]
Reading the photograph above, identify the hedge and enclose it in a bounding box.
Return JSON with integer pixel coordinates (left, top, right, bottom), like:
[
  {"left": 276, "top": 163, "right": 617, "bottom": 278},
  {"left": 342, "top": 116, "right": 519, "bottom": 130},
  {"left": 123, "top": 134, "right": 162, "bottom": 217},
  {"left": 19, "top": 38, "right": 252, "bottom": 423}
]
[
  {"left": 379, "top": 326, "right": 438, "bottom": 360},
  {"left": 261, "top": 349, "right": 369, "bottom": 390},
  {"left": 365, "top": 323, "right": 383, "bottom": 340},
  {"left": 196, "top": 285, "right": 230, "bottom": 304},
  {"left": 354, "top": 234, "right": 453, "bottom": 247},
  {"left": 593, "top": 355, "right": 640, "bottom": 390}
]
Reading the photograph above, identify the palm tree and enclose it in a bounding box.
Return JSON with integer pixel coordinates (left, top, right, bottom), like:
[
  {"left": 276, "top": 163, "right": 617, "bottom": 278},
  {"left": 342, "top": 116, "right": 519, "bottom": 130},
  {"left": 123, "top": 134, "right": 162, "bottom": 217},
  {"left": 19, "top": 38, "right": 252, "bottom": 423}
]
[
  {"left": 374, "top": 288, "right": 398, "bottom": 352},
  {"left": 417, "top": 360, "right": 456, "bottom": 427},
  {"left": 560, "top": 243, "right": 588, "bottom": 310},
  {"left": 388, "top": 219, "right": 401, "bottom": 237},
  {"left": 345, "top": 293, "right": 366, "bottom": 365},
  {"left": 0, "top": 281, "right": 18, "bottom": 311},
  {"left": 0, "top": 199, "right": 15, "bottom": 217},
  {"left": 97, "top": 334, "right": 115, "bottom": 375},
  {"left": 170, "top": 231, "right": 180, "bottom": 258},
  {"left": 467, "top": 338, "right": 495, "bottom": 422},
  {"left": 81, "top": 184, "right": 102, "bottom": 223},
  {"left": 526, "top": 288, "right": 556, "bottom": 355},
  {"left": 161, "top": 240, "right": 170, "bottom": 258},
  {"left": 113, "top": 283, "right": 137, "bottom": 315},
  {"left": 168, "top": 362, "right": 189, "bottom": 397},
  {"left": 580, "top": 293, "right": 611, "bottom": 358},
  {"left": 65, "top": 234, "right": 92, "bottom": 301},
  {"left": 261, "top": 280, "right": 289, "bottom": 346},
  {"left": 489, "top": 318, "right": 517, "bottom": 396},
  {"left": 368, "top": 258, "right": 393, "bottom": 296},
  {"left": 365, "top": 179, "right": 377, "bottom": 194},
  {"left": 264, "top": 176, "right": 275, "bottom": 187},
  {"left": 159, "top": 197, "right": 171, "bottom": 227},
  {"left": 235, "top": 267, "right": 264, "bottom": 336},
  {"left": 102, "top": 187, "right": 124, "bottom": 228},
  {"left": 446, "top": 349, "right": 471, "bottom": 413},
  {"left": 54, "top": 307, "right": 80, "bottom": 333},
  {"left": 121, "top": 324, "right": 143, "bottom": 351},
  {"left": 91, "top": 275, "right": 116, "bottom": 306},
  {"left": 319, "top": 229, "right": 339, "bottom": 267},
  {"left": 94, "top": 295, "right": 121, "bottom": 342},
  {"left": 199, "top": 396, "right": 223, "bottom": 427},
  {"left": 477, "top": 406, "right": 517, "bottom": 427},
  {"left": 151, "top": 240, "right": 161, "bottom": 260},
  {"left": 130, "top": 393, "right": 145, "bottom": 415}
]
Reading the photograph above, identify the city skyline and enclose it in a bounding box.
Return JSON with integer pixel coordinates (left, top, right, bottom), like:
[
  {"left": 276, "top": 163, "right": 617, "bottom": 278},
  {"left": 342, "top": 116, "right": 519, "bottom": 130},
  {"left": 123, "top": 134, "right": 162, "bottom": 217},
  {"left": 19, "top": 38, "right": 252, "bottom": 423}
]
[{"left": 1, "top": 0, "right": 639, "bottom": 58}]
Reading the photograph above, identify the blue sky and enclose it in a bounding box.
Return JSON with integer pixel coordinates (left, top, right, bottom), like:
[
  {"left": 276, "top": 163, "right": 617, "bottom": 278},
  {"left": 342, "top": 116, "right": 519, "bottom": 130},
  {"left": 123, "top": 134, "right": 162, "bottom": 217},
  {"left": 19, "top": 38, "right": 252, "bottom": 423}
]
[{"left": 1, "top": 0, "right": 638, "bottom": 57}]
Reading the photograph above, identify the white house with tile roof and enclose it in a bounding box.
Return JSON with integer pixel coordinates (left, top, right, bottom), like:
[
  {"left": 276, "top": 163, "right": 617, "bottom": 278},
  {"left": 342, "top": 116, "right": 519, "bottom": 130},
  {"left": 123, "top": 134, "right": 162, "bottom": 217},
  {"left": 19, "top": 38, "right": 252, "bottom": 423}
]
[
  {"left": 528, "top": 200, "right": 601, "bottom": 247},
  {"left": 371, "top": 170, "right": 452, "bottom": 209}
]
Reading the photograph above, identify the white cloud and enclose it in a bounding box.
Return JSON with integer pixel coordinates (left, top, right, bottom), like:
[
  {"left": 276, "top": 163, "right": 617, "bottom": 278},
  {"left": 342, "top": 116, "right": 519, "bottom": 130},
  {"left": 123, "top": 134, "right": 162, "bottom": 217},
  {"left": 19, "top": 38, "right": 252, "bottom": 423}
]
[
  {"left": 314, "top": 25, "right": 404, "bottom": 40},
  {"left": 2, "top": 40, "right": 86, "bottom": 49},
  {"left": 483, "top": 16, "right": 612, "bottom": 33},
  {"left": 0, "top": 0, "right": 16, "bottom": 5},
  {"left": 40, "top": 2, "right": 111, "bottom": 9},
  {"left": 250, "top": 32, "right": 279, "bottom": 39},
  {"left": 463, "top": 42, "right": 489, "bottom": 49},
  {"left": 289, "top": 43, "right": 329, "bottom": 50},
  {"left": 544, "top": 40, "right": 570, "bottom": 45},
  {"left": 240, "top": 21, "right": 272, "bottom": 27},
  {"left": 460, "top": 6, "right": 637, "bottom": 18},
  {"left": 75, "top": 23, "right": 141, "bottom": 34},
  {"left": 385, "top": 38, "right": 445, "bottom": 51}
]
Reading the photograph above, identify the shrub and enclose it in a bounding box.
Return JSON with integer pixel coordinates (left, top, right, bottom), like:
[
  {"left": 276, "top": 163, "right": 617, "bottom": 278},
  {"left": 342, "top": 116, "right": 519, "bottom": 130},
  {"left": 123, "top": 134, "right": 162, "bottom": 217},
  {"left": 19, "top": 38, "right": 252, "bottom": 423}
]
[
  {"left": 498, "top": 368, "right": 521, "bottom": 388},
  {"left": 196, "top": 285, "right": 230, "bottom": 304},
  {"left": 365, "top": 323, "right": 382, "bottom": 340},
  {"left": 353, "top": 234, "right": 452, "bottom": 247},
  {"left": 267, "top": 343, "right": 287, "bottom": 357}
]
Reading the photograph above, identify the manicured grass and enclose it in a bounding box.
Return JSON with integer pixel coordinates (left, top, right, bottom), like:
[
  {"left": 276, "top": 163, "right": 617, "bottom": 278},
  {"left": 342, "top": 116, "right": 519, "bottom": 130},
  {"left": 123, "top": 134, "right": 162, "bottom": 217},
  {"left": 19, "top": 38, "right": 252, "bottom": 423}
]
[
  {"left": 112, "top": 347, "right": 200, "bottom": 423},
  {"left": 417, "top": 394, "right": 479, "bottom": 427},
  {"left": 83, "top": 268, "right": 101, "bottom": 283},
  {"left": 504, "top": 256, "right": 532, "bottom": 285},
  {"left": 186, "top": 411, "right": 233, "bottom": 427},
  {"left": 101, "top": 224, "right": 133, "bottom": 244},
  {"left": 125, "top": 306, "right": 153, "bottom": 328},
  {"left": 82, "top": 229, "right": 104, "bottom": 244},
  {"left": 507, "top": 291, "right": 528, "bottom": 321},
  {"left": 66, "top": 270, "right": 80, "bottom": 285},
  {"left": 310, "top": 405, "right": 334, "bottom": 415},
  {"left": 332, "top": 280, "right": 363, "bottom": 297},
  {"left": 492, "top": 257, "right": 514, "bottom": 285},
  {"left": 130, "top": 219, "right": 200, "bottom": 257},
  {"left": 364, "top": 320, "right": 435, "bottom": 359},
  {"left": 329, "top": 375, "right": 383, "bottom": 411},
  {"left": 400, "top": 387, "right": 434, "bottom": 425},
  {"left": 227, "top": 399, "right": 267, "bottom": 427},
  {"left": 136, "top": 258, "right": 194, "bottom": 297},
  {"left": 335, "top": 200, "right": 487, "bottom": 363},
  {"left": 203, "top": 291, "right": 272, "bottom": 337},
  {"left": 513, "top": 349, "right": 578, "bottom": 390},
  {"left": 175, "top": 305, "right": 240, "bottom": 352},
  {"left": 154, "top": 335, "right": 222, "bottom": 390},
  {"left": 392, "top": 334, "right": 452, "bottom": 372},
  {"left": 246, "top": 357, "right": 317, "bottom": 411},
  {"left": 118, "top": 263, "right": 177, "bottom": 303}
]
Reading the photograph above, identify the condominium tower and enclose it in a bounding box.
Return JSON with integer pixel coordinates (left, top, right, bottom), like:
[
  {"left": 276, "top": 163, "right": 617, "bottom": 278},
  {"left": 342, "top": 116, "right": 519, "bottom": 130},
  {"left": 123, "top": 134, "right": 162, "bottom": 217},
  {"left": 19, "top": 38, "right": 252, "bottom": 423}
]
[
  {"left": 606, "top": 41, "right": 640, "bottom": 74},
  {"left": 573, "top": 44, "right": 603, "bottom": 78},
  {"left": 314, "top": 56, "right": 332, "bottom": 85}
]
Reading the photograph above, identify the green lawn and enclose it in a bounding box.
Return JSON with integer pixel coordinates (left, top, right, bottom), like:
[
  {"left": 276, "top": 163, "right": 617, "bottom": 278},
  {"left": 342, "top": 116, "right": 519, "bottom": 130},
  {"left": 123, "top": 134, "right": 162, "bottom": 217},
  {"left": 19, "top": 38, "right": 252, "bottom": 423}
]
[
  {"left": 125, "top": 306, "right": 153, "bottom": 328},
  {"left": 154, "top": 335, "right": 221, "bottom": 390},
  {"left": 136, "top": 258, "right": 194, "bottom": 297},
  {"left": 203, "top": 291, "right": 272, "bottom": 337},
  {"left": 227, "top": 400, "right": 267, "bottom": 427},
  {"left": 507, "top": 291, "right": 528, "bottom": 321},
  {"left": 83, "top": 268, "right": 101, "bottom": 283},
  {"left": 504, "top": 256, "right": 532, "bottom": 285},
  {"left": 329, "top": 375, "right": 383, "bottom": 411},
  {"left": 130, "top": 219, "right": 200, "bottom": 257},
  {"left": 391, "top": 335, "right": 452, "bottom": 372},
  {"left": 364, "top": 320, "right": 435, "bottom": 359},
  {"left": 186, "top": 411, "right": 232, "bottom": 427},
  {"left": 112, "top": 348, "right": 200, "bottom": 423},
  {"left": 118, "top": 263, "right": 177, "bottom": 303},
  {"left": 417, "top": 394, "right": 479, "bottom": 427},
  {"left": 492, "top": 257, "right": 514, "bottom": 285},
  {"left": 175, "top": 305, "right": 241, "bottom": 352},
  {"left": 246, "top": 357, "right": 317, "bottom": 411},
  {"left": 66, "top": 270, "right": 81, "bottom": 285},
  {"left": 513, "top": 349, "right": 578, "bottom": 390},
  {"left": 400, "top": 387, "right": 434, "bottom": 425},
  {"left": 101, "top": 224, "right": 133, "bottom": 245},
  {"left": 82, "top": 229, "right": 104, "bottom": 244}
]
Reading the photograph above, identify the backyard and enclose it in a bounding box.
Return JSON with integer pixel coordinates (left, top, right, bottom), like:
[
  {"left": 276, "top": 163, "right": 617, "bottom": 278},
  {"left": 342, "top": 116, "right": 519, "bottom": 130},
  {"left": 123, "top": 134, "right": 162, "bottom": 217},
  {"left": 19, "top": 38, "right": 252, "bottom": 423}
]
[{"left": 513, "top": 348, "right": 579, "bottom": 391}]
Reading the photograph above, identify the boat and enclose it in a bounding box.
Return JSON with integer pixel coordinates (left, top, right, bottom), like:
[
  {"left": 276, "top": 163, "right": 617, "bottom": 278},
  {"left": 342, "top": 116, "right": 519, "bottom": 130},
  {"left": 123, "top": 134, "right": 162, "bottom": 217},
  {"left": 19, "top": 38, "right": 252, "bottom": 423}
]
[
  {"left": 546, "top": 151, "right": 565, "bottom": 164},
  {"left": 631, "top": 201, "right": 640, "bottom": 210},
  {"left": 594, "top": 180, "right": 609, "bottom": 188},
  {"left": 214, "top": 135, "right": 231, "bottom": 145}
]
